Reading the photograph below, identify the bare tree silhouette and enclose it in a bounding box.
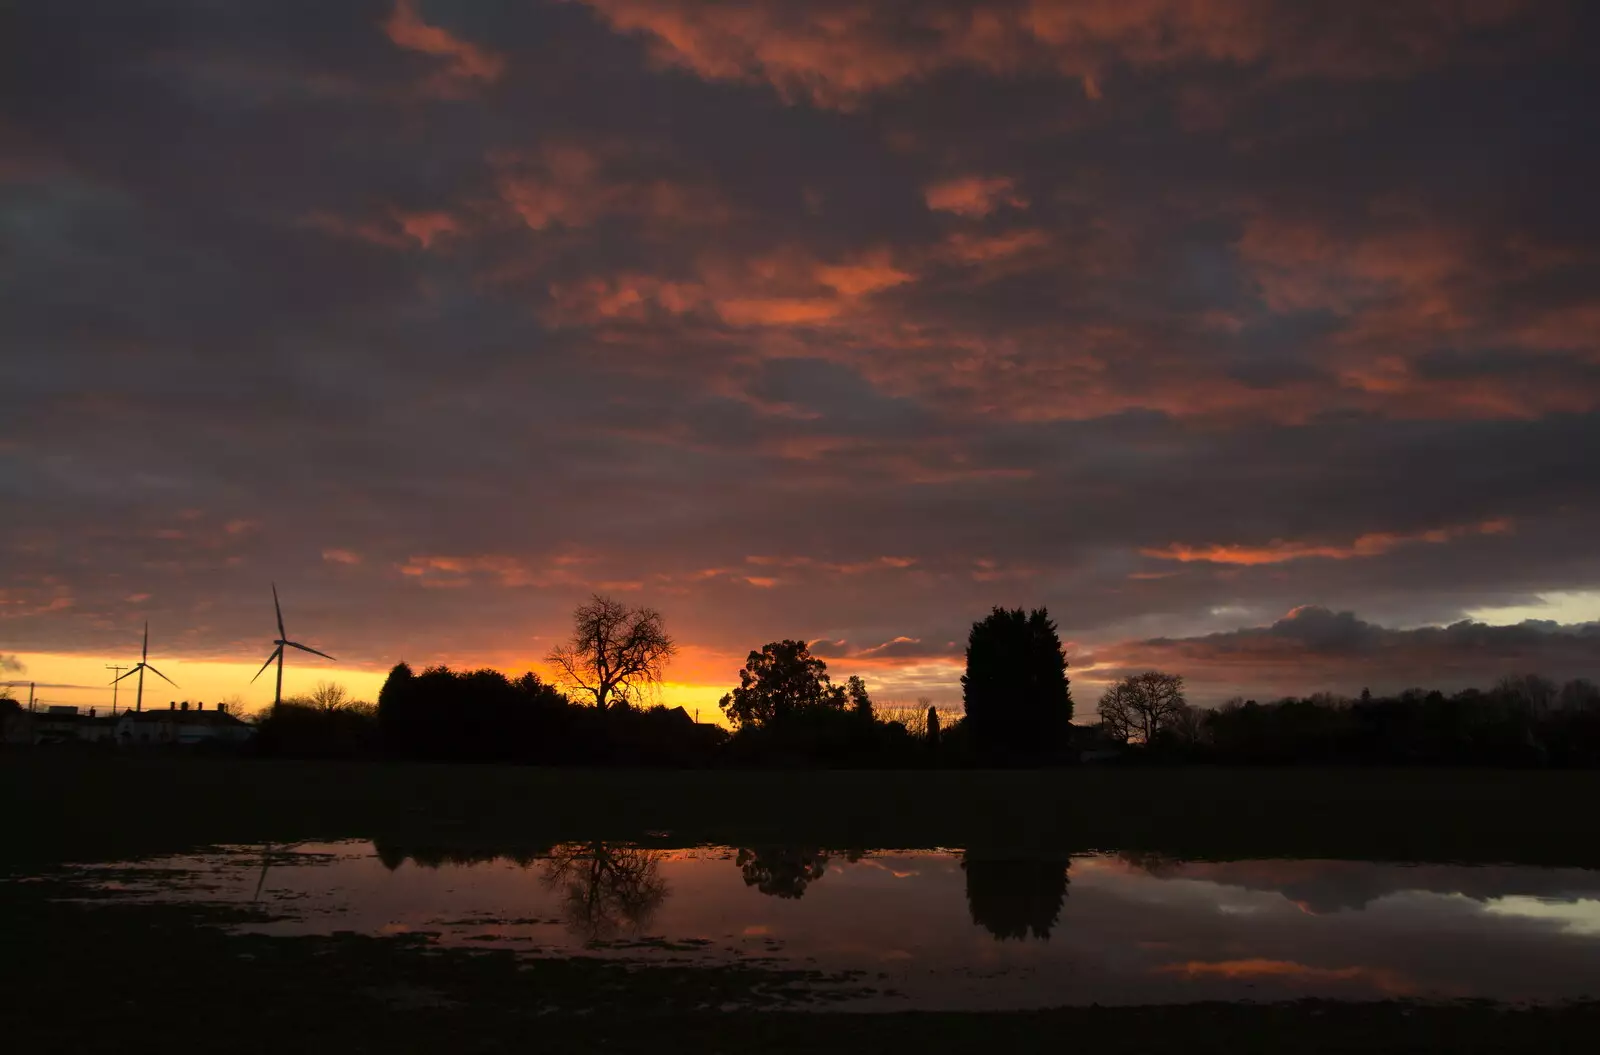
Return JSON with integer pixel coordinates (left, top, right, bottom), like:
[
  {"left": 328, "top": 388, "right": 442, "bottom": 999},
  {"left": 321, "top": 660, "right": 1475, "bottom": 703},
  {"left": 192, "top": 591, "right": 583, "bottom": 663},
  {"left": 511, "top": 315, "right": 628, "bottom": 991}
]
[{"left": 547, "top": 596, "right": 676, "bottom": 711}]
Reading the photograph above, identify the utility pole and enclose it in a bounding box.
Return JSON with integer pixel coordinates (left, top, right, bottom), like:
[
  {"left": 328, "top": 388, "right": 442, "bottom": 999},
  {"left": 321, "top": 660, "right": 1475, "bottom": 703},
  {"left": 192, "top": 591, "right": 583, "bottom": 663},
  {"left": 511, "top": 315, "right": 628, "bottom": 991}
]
[
  {"left": 106, "top": 665, "right": 127, "bottom": 715},
  {"left": 28, "top": 682, "right": 36, "bottom": 713}
]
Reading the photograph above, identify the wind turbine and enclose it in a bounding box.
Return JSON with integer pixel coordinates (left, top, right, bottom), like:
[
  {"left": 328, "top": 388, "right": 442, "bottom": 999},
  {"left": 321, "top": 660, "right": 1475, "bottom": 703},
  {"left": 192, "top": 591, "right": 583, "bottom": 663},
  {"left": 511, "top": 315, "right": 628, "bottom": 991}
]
[
  {"left": 252, "top": 584, "right": 335, "bottom": 710},
  {"left": 114, "top": 622, "right": 178, "bottom": 713}
]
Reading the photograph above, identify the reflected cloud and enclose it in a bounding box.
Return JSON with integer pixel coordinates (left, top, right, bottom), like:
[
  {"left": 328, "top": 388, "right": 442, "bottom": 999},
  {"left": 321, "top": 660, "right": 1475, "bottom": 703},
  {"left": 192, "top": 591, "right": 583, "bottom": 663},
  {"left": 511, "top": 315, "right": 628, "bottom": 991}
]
[
  {"left": 1484, "top": 896, "right": 1600, "bottom": 936},
  {"left": 1154, "top": 958, "right": 1420, "bottom": 997},
  {"left": 58, "top": 841, "right": 1600, "bottom": 1010}
]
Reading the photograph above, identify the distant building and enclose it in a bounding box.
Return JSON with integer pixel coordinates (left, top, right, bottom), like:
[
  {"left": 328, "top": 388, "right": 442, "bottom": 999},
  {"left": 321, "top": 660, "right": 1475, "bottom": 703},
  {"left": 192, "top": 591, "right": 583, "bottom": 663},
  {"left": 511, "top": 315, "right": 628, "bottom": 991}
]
[
  {"left": 13, "top": 705, "right": 119, "bottom": 745},
  {"left": 1, "top": 700, "right": 254, "bottom": 747},
  {"left": 115, "top": 701, "right": 254, "bottom": 747}
]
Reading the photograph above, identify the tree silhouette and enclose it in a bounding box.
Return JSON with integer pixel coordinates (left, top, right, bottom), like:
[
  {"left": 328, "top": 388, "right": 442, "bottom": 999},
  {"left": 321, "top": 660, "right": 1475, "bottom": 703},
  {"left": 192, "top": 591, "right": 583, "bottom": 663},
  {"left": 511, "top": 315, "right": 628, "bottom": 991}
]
[
  {"left": 1098, "top": 671, "right": 1187, "bottom": 744},
  {"left": 719, "top": 639, "right": 846, "bottom": 728},
  {"left": 845, "top": 675, "right": 873, "bottom": 720},
  {"left": 962, "top": 854, "right": 1071, "bottom": 941},
  {"left": 548, "top": 596, "right": 676, "bottom": 711},
  {"left": 735, "top": 847, "right": 833, "bottom": 899},
  {"left": 960, "top": 607, "right": 1072, "bottom": 760},
  {"left": 541, "top": 841, "right": 669, "bottom": 941}
]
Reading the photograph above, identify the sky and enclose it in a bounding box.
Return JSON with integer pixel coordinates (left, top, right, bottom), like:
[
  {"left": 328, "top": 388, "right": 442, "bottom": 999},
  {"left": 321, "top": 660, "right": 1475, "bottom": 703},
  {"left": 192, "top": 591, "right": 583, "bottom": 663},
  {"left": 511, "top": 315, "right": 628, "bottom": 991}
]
[{"left": 3, "top": 0, "right": 1600, "bottom": 717}]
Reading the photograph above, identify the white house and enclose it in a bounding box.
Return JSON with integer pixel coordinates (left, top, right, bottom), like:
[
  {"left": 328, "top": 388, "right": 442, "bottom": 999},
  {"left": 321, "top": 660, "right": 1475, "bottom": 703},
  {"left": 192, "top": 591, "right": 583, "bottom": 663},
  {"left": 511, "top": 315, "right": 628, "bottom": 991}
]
[{"left": 114, "top": 702, "right": 254, "bottom": 746}]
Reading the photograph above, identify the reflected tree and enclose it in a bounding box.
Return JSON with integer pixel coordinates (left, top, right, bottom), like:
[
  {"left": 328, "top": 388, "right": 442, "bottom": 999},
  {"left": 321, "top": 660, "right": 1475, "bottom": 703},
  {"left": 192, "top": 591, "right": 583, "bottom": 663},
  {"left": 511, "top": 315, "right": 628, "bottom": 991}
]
[
  {"left": 1115, "top": 849, "right": 1181, "bottom": 877},
  {"left": 542, "top": 841, "right": 669, "bottom": 941},
  {"left": 961, "top": 854, "right": 1071, "bottom": 941},
  {"left": 735, "top": 847, "right": 833, "bottom": 899}
]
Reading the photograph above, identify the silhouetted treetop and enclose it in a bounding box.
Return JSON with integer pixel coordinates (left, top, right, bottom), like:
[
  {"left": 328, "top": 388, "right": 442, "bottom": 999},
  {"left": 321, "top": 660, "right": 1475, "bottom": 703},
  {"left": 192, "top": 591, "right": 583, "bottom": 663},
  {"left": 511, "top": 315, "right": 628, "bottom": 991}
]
[
  {"left": 719, "top": 639, "right": 848, "bottom": 728},
  {"left": 1098, "top": 671, "right": 1188, "bottom": 745},
  {"left": 548, "top": 595, "right": 676, "bottom": 711},
  {"left": 961, "top": 607, "right": 1072, "bottom": 761}
]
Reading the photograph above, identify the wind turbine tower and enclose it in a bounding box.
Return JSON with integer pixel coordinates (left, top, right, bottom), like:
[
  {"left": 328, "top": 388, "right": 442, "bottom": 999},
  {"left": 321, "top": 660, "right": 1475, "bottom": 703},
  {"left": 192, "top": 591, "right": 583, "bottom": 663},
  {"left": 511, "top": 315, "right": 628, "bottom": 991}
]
[
  {"left": 252, "top": 584, "right": 336, "bottom": 710},
  {"left": 114, "top": 623, "right": 177, "bottom": 713}
]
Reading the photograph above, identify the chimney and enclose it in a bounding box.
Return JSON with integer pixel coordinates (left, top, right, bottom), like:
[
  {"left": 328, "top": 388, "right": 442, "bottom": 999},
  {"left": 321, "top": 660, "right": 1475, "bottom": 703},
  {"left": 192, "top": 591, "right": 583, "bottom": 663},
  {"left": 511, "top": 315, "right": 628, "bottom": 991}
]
[
  {"left": 169, "top": 701, "right": 175, "bottom": 710},
  {"left": 180, "top": 701, "right": 189, "bottom": 711},
  {"left": 218, "top": 703, "right": 228, "bottom": 715},
  {"left": 196, "top": 701, "right": 203, "bottom": 712}
]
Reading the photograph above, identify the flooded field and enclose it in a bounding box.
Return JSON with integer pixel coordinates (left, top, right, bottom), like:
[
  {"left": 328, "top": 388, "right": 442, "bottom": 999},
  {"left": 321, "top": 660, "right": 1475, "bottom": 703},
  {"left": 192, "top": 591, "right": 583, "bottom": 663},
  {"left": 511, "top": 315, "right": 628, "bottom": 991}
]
[{"left": 63, "top": 840, "right": 1600, "bottom": 1010}]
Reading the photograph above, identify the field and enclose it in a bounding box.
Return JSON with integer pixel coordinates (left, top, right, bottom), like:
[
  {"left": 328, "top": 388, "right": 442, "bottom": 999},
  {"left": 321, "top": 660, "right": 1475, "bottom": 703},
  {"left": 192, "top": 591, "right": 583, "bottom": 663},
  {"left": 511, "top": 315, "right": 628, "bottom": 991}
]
[{"left": 6, "top": 755, "right": 1600, "bottom": 1051}]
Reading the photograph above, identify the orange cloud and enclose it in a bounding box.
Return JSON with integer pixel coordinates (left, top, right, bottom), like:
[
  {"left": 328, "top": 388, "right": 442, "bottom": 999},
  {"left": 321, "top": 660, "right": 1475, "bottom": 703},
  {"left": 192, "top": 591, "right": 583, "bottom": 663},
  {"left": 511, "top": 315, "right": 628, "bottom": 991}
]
[
  {"left": 322, "top": 549, "right": 362, "bottom": 565},
  {"left": 814, "top": 257, "right": 914, "bottom": 296},
  {"left": 938, "top": 228, "right": 1051, "bottom": 264},
  {"left": 397, "top": 553, "right": 639, "bottom": 591},
  {"left": 493, "top": 144, "right": 729, "bottom": 234},
  {"left": 1144, "top": 518, "right": 1512, "bottom": 566},
  {"left": 924, "top": 175, "right": 1027, "bottom": 218},
  {"left": 396, "top": 210, "right": 460, "bottom": 248},
  {"left": 715, "top": 296, "right": 841, "bottom": 326},
  {"left": 383, "top": 0, "right": 505, "bottom": 95},
  {"left": 581, "top": 0, "right": 1536, "bottom": 108}
]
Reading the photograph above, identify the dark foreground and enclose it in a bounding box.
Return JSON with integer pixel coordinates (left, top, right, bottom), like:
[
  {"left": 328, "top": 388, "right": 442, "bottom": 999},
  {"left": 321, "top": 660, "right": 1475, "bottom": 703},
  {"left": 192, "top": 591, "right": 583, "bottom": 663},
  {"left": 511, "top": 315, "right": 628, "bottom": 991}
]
[{"left": 6, "top": 756, "right": 1600, "bottom": 1051}]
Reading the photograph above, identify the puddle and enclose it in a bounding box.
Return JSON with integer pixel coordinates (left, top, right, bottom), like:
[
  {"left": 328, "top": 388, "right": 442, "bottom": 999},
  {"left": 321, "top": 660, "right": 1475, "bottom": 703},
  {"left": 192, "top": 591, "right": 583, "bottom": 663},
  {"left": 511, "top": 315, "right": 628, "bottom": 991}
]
[{"left": 62, "top": 842, "right": 1600, "bottom": 1010}]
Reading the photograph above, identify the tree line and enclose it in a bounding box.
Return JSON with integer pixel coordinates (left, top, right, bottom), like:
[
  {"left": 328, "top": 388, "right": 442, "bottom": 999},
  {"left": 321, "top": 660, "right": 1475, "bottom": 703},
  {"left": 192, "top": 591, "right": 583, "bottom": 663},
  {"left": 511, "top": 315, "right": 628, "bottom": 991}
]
[
  {"left": 1100, "top": 674, "right": 1600, "bottom": 767},
  {"left": 247, "top": 595, "right": 1600, "bottom": 768}
]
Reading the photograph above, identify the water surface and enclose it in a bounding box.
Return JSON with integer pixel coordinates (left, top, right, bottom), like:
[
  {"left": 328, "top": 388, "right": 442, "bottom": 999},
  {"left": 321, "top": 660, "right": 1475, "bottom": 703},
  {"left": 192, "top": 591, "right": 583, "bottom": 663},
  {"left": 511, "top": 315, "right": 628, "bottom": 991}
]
[{"left": 72, "top": 842, "right": 1600, "bottom": 1010}]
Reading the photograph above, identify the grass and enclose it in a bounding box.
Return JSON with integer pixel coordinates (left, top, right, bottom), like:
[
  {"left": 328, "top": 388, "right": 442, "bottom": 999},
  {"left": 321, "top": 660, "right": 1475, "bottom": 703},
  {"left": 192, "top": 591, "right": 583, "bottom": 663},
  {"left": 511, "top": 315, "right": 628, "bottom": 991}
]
[
  {"left": 6, "top": 753, "right": 1600, "bottom": 1051},
  {"left": 7, "top": 753, "right": 1600, "bottom": 869}
]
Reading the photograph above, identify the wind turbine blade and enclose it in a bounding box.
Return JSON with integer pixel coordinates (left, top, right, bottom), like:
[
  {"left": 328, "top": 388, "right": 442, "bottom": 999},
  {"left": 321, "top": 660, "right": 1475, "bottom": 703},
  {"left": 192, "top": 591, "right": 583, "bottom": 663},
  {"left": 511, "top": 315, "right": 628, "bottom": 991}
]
[
  {"left": 114, "top": 664, "right": 144, "bottom": 683},
  {"left": 273, "top": 583, "right": 285, "bottom": 639},
  {"left": 284, "top": 641, "right": 336, "bottom": 662},
  {"left": 142, "top": 621, "right": 150, "bottom": 662},
  {"left": 145, "top": 665, "right": 178, "bottom": 688},
  {"left": 250, "top": 647, "right": 283, "bottom": 683}
]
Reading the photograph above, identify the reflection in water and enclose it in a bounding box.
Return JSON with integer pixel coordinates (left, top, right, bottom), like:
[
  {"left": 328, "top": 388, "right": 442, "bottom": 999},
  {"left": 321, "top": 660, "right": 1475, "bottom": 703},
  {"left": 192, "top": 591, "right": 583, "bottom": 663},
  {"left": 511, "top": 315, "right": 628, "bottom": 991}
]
[
  {"left": 542, "top": 842, "right": 669, "bottom": 941},
  {"left": 73, "top": 842, "right": 1600, "bottom": 1011},
  {"left": 962, "top": 854, "right": 1071, "bottom": 940},
  {"left": 375, "top": 840, "right": 667, "bottom": 941},
  {"left": 736, "top": 847, "right": 848, "bottom": 899}
]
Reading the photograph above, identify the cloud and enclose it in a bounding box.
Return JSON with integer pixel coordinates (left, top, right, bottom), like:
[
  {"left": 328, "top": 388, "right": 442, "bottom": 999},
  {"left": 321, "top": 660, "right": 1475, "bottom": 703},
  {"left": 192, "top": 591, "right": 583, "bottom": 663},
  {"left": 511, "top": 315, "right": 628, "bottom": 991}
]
[
  {"left": 1144, "top": 519, "right": 1513, "bottom": 566},
  {"left": 2, "top": 0, "right": 1598, "bottom": 707},
  {"left": 1093, "top": 607, "right": 1600, "bottom": 701},
  {"left": 580, "top": 0, "right": 1548, "bottom": 108},
  {"left": 809, "top": 636, "right": 956, "bottom": 662},
  {"left": 1153, "top": 958, "right": 1418, "bottom": 997},
  {"left": 383, "top": 0, "right": 505, "bottom": 96},
  {"left": 924, "top": 175, "right": 1027, "bottom": 218},
  {"left": 1, "top": 654, "right": 25, "bottom": 675}
]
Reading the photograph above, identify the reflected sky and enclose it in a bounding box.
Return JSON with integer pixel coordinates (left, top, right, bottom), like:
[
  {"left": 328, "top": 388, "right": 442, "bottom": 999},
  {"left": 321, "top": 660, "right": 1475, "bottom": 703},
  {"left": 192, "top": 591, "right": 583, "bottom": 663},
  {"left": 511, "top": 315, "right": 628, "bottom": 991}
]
[{"left": 73, "top": 844, "right": 1600, "bottom": 1010}]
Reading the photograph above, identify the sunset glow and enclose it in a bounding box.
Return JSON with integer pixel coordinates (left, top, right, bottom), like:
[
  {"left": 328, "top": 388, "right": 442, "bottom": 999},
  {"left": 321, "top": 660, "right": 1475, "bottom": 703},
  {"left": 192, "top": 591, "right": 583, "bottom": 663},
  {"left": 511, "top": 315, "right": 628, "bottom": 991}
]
[{"left": 5, "top": 0, "right": 1598, "bottom": 711}]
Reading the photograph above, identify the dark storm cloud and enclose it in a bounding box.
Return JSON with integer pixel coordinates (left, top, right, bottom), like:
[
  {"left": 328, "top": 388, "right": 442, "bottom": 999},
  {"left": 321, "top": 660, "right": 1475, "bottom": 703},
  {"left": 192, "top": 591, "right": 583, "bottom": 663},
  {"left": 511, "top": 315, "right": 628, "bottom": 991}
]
[
  {"left": 3, "top": 0, "right": 1599, "bottom": 694},
  {"left": 1093, "top": 607, "right": 1600, "bottom": 702}
]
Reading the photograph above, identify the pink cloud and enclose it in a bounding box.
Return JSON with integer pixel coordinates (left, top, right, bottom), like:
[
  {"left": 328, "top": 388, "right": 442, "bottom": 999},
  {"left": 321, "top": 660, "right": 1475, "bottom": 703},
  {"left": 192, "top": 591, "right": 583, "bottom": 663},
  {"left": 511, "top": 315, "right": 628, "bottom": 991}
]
[{"left": 383, "top": 0, "right": 505, "bottom": 96}]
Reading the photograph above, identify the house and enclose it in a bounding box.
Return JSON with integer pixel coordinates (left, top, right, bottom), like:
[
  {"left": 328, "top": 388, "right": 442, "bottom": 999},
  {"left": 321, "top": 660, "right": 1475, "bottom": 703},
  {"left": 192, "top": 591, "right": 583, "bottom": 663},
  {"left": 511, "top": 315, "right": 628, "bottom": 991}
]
[
  {"left": 114, "top": 701, "right": 255, "bottom": 747},
  {"left": 10, "top": 706, "right": 119, "bottom": 745},
  {"left": 1075, "top": 722, "right": 1127, "bottom": 764}
]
